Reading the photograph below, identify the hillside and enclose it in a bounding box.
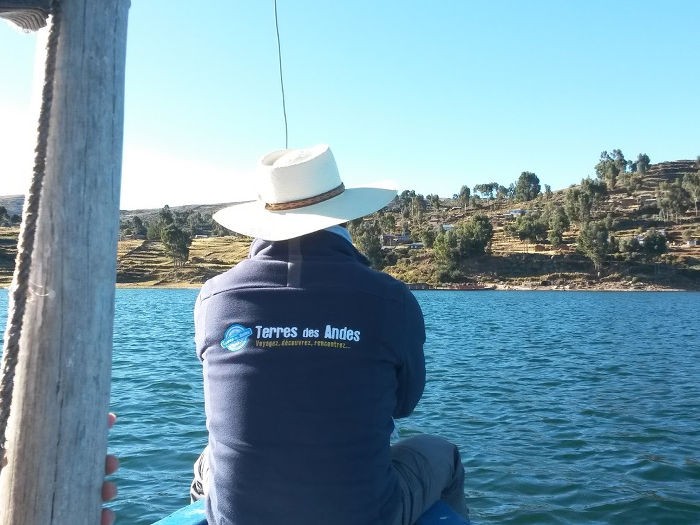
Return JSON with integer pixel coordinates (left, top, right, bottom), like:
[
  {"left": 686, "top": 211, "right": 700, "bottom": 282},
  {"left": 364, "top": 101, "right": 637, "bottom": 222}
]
[
  {"left": 0, "top": 195, "right": 24, "bottom": 219},
  {"left": 1, "top": 160, "right": 699, "bottom": 290}
]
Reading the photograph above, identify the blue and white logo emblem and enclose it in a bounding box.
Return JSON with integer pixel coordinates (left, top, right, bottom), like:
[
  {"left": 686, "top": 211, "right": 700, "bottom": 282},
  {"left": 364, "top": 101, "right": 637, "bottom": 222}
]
[{"left": 221, "top": 324, "right": 253, "bottom": 352}]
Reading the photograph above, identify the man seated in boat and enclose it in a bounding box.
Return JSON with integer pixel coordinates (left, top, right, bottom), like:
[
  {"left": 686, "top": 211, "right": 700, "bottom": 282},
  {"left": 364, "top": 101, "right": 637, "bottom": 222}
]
[{"left": 190, "top": 144, "right": 468, "bottom": 524}]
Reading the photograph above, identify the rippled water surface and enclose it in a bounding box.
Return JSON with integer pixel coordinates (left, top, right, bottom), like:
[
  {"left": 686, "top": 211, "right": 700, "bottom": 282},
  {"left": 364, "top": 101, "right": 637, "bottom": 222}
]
[{"left": 1, "top": 289, "right": 699, "bottom": 524}]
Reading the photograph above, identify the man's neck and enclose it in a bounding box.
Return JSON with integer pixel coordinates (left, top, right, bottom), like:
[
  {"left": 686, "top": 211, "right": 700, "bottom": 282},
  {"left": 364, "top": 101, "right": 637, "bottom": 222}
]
[{"left": 324, "top": 225, "right": 353, "bottom": 245}]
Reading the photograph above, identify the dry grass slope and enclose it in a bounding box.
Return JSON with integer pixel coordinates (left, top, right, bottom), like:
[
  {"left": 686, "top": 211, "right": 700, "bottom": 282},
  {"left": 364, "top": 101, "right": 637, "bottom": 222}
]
[
  {"left": 0, "top": 227, "right": 18, "bottom": 285},
  {"left": 115, "top": 236, "right": 251, "bottom": 287},
  {"left": 1, "top": 160, "right": 699, "bottom": 290}
]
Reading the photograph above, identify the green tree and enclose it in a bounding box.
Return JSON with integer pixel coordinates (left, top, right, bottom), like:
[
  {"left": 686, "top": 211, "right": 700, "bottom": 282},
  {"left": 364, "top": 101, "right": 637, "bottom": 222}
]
[
  {"left": 635, "top": 153, "right": 651, "bottom": 174},
  {"left": 656, "top": 180, "right": 690, "bottom": 222},
  {"left": 458, "top": 185, "right": 471, "bottom": 211},
  {"left": 433, "top": 230, "right": 459, "bottom": 267},
  {"left": 420, "top": 228, "right": 437, "bottom": 248},
  {"left": 427, "top": 194, "right": 441, "bottom": 210},
  {"left": 641, "top": 228, "right": 668, "bottom": 259},
  {"left": 411, "top": 194, "right": 427, "bottom": 222},
  {"left": 580, "top": 177, "right": 608, "bottom": 200},
  {"left": 612, "top": 149, "right": 627, "bottom": 185},
  {"left": 682, "top": 171, "right": 700, "bottom": 217},
  {"left": 496, "top": 185, "right": 511, "bottom": 200},
  {"left": 474, "top": 182, "right": 500, "bottom": 209},
  {"left": 379, "top": 212, "right": 396, "bottom": 233},
  {"left": 618, "top": 236, "right": 642, "bottom": 257},
  {"left": 0, "top": 206, "right": 10, "bottom": 226},
  {"left": 186, "top": 212, "right": 207, "bottom": 236},
  {"left": 146, "top": 205, "right": 177, "bottom": 240},
  {"left": 565, "top": 187, "right": 590, "bottom": 225},
  {"left": 349, "top": 219, "right": 384, "bottom": 269},
  {"left": 564, "top": 177, "right": 607, "bottom": 225},
  {"left": 577, "top": 220, "right": 610, "bottom": 274},
  {"left": 161, "top": 223, "right": 192, "bottom": 267},
  {"left": 146, "top": 220, "right": 162, "bottom": 240},
  {"left": 131, "top": 215, "right": 147, "bottom": 236},
  {"left": 459, "top": 215, "right": 494, "bottom": 255},
  {"left": 473, "top": 183, "right": 498, "bottom": 200},
  {"left": 159, "top": 204, "right": 174, "bottom": 225},
  {"left": 595, "top": 151, "right": 620, "bottom": 189},
  {"left": 433, "top": 215, "right": 493, "bottom": 267},
  {"left": 505, "top": 212, "right": 547, "bottom": 251},
  {"left": 543, "top": 203, "right": 570, "bottom": 246},
  {"left": 397, "top": 190, "right": 416, "bottom": 214},
  {"left": 624, "top": 173, "right": 644, "bottom": 195},
  {"left": 514, "top": 172, "right": 541, "bottom": 201},
  {"left": 212, "top": 221, "right": 229, "bottom": 237}
]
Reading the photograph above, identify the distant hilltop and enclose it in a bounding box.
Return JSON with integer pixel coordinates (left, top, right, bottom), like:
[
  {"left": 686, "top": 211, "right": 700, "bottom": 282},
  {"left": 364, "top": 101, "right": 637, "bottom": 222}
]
[
  {"left": 0, "top": 195, "right": 24, "bottom": 218},
  {"left": 1, "top": 160, "right": 697, "bottom": 216},
  {"left": 1, "top": 157, "right": 699, "bottom": 291},
  {"left": 0, "top": 194, "right": 228, "bottom": 223}
]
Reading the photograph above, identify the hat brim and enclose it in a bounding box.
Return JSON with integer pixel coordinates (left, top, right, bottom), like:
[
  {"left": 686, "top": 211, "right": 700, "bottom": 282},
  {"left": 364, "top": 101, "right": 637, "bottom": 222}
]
[{"left": 213, "top": 186, "right": 397, "bottom": 241}]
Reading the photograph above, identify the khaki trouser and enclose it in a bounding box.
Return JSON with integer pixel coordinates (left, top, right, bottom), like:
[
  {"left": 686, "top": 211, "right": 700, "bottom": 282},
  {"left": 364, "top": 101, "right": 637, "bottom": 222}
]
[{"left": 191, "top": 434, "right": 468, "bottom": 525}]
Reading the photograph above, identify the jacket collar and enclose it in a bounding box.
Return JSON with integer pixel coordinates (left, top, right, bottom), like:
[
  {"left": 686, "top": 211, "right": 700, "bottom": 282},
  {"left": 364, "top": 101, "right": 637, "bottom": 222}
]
[{"left": 248, "top": 229, "right": 370, "bottom": 267}]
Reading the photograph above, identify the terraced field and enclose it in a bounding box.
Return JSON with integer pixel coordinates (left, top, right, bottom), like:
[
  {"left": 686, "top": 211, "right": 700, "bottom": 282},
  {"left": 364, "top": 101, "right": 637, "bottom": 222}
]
[
  {"left": 115, "top": 235, "right": 251, "bottom": 286},
  {"left": 1, "top": 159, "right": 699, "bottom": 289},
  {"left": 0, "top": 227, "right": 17, "bottom": 285}
]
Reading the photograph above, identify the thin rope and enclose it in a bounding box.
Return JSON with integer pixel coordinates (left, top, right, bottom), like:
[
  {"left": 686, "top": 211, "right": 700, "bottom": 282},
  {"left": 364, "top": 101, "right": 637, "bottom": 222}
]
[
  {"left": 0, "top": 0, "right": 61, "bottom": 468},
  {"left": 274, "top": 0, "right": 288, "bottom": 149}
]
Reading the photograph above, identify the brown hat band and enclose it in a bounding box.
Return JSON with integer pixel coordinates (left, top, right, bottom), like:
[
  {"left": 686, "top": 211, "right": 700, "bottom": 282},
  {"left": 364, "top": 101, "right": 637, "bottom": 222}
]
[{"left": 265, "top": 183, "right": 345, "bottom": 211}]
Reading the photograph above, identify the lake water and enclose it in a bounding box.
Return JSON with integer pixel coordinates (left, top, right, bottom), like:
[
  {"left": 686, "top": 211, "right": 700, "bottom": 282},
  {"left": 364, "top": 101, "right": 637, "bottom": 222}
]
[{"left": 1, "top": 289, "right": 699, "bottom": 524}]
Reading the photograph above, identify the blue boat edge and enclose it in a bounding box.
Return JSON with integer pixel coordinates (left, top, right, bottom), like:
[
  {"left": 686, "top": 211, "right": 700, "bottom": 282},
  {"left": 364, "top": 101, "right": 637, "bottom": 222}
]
[
  {"left": 151, "top": 499, "right": 469, "bottom": 524},
  {"left": 151, "top": 499, "right": 205, "bottom": 525}
]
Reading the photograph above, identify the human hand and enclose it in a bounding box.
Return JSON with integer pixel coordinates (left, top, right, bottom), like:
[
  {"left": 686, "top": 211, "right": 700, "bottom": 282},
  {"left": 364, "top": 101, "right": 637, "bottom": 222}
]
[{"left": 101, "top": 413, "right": 119, "bottom": 525}]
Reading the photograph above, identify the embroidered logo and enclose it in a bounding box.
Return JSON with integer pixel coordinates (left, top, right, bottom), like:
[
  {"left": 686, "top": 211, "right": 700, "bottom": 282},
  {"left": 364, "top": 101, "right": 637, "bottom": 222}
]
[{"left": 221, "top": 324, "right": 253, "bottom": 352}]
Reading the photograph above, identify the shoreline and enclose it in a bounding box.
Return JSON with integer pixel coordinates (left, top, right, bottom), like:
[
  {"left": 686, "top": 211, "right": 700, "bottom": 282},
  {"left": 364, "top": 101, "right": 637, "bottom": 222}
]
[
  {"left": 3, "top": 286, "right": 690, "bottom": 293},
  {"left": 491, "top": 284, "right": 686, "bottom": 292},
  {"left": 0, "top": 282, "right": 694, "bottom": 292}
]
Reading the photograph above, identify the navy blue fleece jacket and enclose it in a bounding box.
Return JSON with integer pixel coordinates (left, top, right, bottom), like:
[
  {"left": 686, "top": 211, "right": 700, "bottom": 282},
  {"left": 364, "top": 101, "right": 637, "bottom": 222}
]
[{"left": 195, "top": 229, "right": 426, "bottom": 525}]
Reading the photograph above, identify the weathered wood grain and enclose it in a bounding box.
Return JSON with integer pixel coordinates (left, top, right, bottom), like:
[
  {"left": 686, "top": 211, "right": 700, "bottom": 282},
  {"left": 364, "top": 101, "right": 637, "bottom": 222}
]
[{"left": 0, "top": 1, "right": 129, "bottom": 523}]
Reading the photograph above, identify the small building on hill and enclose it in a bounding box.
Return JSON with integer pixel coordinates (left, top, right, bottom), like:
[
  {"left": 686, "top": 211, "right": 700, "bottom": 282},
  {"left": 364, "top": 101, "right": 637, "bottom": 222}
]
[{"left": 382, "top": 233, "right": 411, "bottom": 246}]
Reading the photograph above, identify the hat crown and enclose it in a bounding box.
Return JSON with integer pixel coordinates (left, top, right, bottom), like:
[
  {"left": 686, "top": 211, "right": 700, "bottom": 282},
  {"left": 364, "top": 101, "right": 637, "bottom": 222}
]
[
  {"left": 258, "top": 144, "right": 342, "bottom": 205},
  {"left": 212, "top": 143, "right": 397, "bottom": 240}
]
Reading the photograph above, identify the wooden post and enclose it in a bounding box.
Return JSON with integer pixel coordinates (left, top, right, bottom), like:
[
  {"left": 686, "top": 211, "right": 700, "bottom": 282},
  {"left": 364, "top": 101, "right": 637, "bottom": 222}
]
[{"left": 0, "top": 1, "right": 129, "bottom": 524}]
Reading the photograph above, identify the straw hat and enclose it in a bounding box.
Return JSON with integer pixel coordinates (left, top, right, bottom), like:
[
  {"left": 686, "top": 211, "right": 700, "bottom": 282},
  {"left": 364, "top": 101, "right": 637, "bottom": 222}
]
[{"left": 213, "top": 144, "right": 397, "bottom": 241}]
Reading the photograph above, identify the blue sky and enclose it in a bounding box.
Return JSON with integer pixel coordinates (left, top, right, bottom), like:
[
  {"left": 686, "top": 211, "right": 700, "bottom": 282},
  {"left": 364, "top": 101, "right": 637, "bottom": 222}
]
[{"left": 1, "top": 1, "right": 698, "bottom": 210}]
